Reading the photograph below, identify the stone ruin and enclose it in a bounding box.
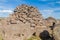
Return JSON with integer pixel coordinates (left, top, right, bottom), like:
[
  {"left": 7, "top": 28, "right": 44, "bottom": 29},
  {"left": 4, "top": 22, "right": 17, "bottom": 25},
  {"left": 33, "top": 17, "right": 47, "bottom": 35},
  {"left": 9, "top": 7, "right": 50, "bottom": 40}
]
[{"left": 0, "top": 4, "right": 60, "bottom": 40}]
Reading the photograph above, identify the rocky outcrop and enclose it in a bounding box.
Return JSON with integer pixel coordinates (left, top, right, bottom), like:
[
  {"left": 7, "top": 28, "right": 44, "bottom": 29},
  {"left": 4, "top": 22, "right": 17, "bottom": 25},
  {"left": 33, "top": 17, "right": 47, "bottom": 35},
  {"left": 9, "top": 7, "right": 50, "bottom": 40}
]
[
  {"left": 45, "top": 17, "right": 57, "bottom": 27},
  {"left": 0, "top": 4, "right": 60, "bottom": 40},
  {"left": 53, "top": 24, "right": 60, "bottom": 40},
  {"left": 0, "top": 4, "right": 46, "bottom": 40}
]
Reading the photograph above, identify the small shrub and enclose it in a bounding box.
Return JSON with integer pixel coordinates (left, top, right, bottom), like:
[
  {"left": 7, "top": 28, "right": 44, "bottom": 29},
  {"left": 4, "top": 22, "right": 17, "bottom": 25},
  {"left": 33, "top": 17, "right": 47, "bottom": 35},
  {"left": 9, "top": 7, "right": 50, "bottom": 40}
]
[
  {"left": 0, "top": 34, "right": 3, "bottom": 40},
  {"left": 27, "top": 36, "right": 41, "bottom": 40}
]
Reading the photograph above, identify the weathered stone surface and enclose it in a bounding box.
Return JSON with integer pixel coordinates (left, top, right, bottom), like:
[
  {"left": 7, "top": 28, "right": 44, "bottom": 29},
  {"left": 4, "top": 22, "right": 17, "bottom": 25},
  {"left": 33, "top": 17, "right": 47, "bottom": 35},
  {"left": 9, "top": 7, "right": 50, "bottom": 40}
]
[
  {"left": 0, "top": 4, "right": 45, "bottom": 40},
  {"left": 0, "top": 4, "right": 60, "bottom": 40},
  {"left": 56, "top": 20, "right": 60, "bottom": 25},
  {"left": 53, "top": 24, "right": 60, "bottom": 40},
  {"left": 45, "top": 17, "right": 57, "bottom": 27}
]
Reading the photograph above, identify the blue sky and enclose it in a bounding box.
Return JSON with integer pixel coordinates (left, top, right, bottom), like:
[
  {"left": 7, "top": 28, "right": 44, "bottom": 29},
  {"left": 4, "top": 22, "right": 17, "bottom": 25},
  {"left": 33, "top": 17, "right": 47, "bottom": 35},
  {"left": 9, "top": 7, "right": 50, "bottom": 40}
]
[{"left": 0, "top": 0, "right": 60, "bottom": 19}]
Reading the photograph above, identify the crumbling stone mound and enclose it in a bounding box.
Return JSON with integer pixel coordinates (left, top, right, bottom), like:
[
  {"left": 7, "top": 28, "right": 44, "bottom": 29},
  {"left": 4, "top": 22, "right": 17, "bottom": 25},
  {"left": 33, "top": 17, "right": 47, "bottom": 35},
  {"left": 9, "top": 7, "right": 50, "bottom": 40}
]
[
  {"left": 8, "top": 4, "right": 46, "bottom": 37},
  {"left": 0, "top": 4, "right": 46, "bottom": 40},
  {"left": 0, "top": 4, "right": 60, "bottom": 40}
]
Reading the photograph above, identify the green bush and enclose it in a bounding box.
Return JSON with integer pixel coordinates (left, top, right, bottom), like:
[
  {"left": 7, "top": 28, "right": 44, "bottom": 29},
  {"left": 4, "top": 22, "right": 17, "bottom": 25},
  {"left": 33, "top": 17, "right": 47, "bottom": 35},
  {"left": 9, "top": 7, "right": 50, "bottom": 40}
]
[
  {"left": 27, "top": 36, "right": 41, "bottom": 40},
  {"left": 0, "top": 34, "right": 3, "bottom": 40}
]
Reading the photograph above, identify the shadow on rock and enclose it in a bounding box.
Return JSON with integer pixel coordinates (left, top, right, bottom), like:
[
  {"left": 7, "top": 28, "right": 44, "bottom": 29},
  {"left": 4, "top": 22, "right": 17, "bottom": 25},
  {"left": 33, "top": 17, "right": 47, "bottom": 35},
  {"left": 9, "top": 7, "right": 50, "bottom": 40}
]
[{"left": 39, "top": 30, "right": 55, "bottom": 40}]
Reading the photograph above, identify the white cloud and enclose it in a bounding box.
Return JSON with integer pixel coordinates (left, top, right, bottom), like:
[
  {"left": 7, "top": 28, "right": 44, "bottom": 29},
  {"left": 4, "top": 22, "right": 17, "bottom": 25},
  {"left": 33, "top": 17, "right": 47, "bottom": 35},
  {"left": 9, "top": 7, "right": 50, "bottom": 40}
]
[
  {"left": 40, "top": 9, "right": 54, "bottom": 18},
  {"left": 0, "top": 5, "right": 14, "bottom": 10},
  {"left": 0, "top": 10, "right": 13, "bottom": 17},
  {"left": 40, "top": 9, "right": 53, "bottom": 15},
  {"left": 15, "top": 0, "right": 25, "bottom": 3},
  {"left": 0, "top": 10, "right": 13, "bottom": 13},
  {"left": 56, "top": 1, "right": 60, "bottom": 4},
  {"left": 0, "top": 0, "right": 7, "bottom": 3},
  {"left": 40, "top": 7, "right": 60, "bottom": 19},
  {"left": 40, "top": 7, "right": 60, "bottom": 14}
]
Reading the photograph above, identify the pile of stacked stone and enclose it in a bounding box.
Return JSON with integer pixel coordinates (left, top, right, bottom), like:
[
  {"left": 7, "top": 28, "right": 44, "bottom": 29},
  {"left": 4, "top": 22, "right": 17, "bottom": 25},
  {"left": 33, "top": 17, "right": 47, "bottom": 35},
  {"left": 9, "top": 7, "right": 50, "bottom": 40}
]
[
  {"left": 9, "top": 4, "right": 44, "bottom": 26},
  {"left": 0, "top": 4, "right": 60, "bottom": 40},
  {"left": 8, "top": 4, "right": 48, "bottom": 36},
  {"left": 1, "top": 4, "right": 46, "bottom": 40}
]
